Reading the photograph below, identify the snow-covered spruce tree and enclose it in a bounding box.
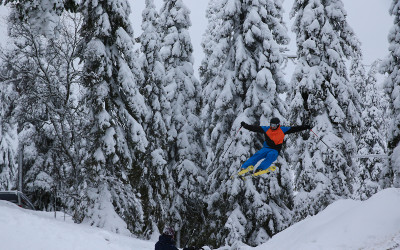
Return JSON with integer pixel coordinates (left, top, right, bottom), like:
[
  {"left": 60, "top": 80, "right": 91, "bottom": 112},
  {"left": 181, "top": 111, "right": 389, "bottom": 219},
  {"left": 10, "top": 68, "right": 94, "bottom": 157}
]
[
  {"left": 349, "top": 57, "right": 367, "bottom": 100},
  {"left": 79, "top": 0, "right": 147, "bottom": 235},
  {"left": 0, "top": 0, "right": 79, "bottom": 37},
  {"left": 352, "top": 60, "right": 387, "bottom": 200},
  {"left": 159, "top": 0, "right": 206, "bottom": 246},
  {"left": 0, "top": 72, "right": 18, "bottom": 190},
  {"left": 200, "top": 0, "right": 293, "bottom": 247},
  {"left": 348, "top": 57, "right": 366, "bottom": 194},
  {"left": 199, "top": 0, "right": 226, "bottom": 99},
  {"left": 133, "top": 0, "right": 173, "bottom": 238},
  {"left": 380, "top": 0, "right": 400, "bottom": 188},
  {"left": 289, "top": 0, "right": 362, "bottom": 221},
  {"left": 0, "top": 6, "right": 90, "bottom": 212}
]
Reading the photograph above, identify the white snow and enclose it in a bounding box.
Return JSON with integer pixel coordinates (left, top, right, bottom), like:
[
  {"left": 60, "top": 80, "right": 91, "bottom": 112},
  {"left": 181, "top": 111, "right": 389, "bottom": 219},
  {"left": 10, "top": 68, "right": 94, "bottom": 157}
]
[
  {"left": 1, "top": 188, "right": 400, "bottom": 250},
  {"left": 0, "top": 200, "right": 154, "bottom": 250},
  {"left": 253, "top": 188, "right": 400, "bottom": 250}
]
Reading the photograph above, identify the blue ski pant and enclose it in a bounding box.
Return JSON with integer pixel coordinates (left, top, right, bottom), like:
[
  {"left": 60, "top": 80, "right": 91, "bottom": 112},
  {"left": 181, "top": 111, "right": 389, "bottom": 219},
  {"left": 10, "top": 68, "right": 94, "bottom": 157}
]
[{"left": 241, "top": 147, "right": 279, "bottom": 171}]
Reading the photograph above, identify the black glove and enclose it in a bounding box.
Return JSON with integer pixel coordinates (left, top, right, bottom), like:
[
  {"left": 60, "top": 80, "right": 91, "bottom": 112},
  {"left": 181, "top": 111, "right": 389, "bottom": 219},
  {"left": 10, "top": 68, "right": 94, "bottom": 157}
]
[
  {"left": 241, "top": 121, "right": 247, "bottom": 127},
  {"left": 304, "top": 124, "right": 312, "bottom": 130}
]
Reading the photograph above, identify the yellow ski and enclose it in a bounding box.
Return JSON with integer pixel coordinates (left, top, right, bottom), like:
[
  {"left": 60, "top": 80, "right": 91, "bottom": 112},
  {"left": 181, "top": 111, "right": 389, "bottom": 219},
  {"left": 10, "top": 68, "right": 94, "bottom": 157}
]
[
  {"left": 242, "top": 165, "right": 277, "bottom": 180},
  {"left": 231, "top": 165, "right": 254, "bottom": 179}
]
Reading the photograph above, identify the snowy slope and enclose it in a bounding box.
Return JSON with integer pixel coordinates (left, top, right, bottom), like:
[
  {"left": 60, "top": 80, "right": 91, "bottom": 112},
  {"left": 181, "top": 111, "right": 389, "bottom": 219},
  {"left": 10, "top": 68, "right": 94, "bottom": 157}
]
[
  {"left": 0, "top": 201, "right": 154, "bottom": 250},
  {"left": 1, "top": 189, "right": 400, "bottom": 250},
  {"left": 254, "top": 188, "right": 400, "bottom": 250}
]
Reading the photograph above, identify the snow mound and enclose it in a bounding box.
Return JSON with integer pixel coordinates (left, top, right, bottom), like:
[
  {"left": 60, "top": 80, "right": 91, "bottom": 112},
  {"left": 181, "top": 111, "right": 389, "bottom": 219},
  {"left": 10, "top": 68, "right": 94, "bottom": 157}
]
[
  {"left": 1, "top": 188, "right": 400, "bottom": 250},
  {"left": 255, "top": 188, "right": 400, "bottom": 250},
  {"left": 0, "top": 201, "right": 154, "bottom": 250}
]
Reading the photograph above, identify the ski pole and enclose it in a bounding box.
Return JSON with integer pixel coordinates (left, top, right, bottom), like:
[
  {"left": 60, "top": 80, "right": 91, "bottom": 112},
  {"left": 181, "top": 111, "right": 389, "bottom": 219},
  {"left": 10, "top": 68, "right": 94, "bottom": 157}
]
[
  {"left": 211, "top": 126, "right": 242, "bottom": 166},
  {"left": 208, "top": 126, "right": 242, "bottom": 175},
  {"left": 310, "top": 129, "right": 351, "bottom": 162},
  {"left": 219, "top": 126, "right": 242, "bottom": 160},
  {"left": 310, "top": 129, "right": 333, "bottom": 151}
]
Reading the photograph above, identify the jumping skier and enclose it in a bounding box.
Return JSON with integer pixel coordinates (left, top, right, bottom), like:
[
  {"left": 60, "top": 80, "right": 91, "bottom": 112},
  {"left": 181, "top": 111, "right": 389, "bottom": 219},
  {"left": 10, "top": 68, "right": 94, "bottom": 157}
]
[{"left": 239, "top": 117, "right": 311, "bottom": 176}]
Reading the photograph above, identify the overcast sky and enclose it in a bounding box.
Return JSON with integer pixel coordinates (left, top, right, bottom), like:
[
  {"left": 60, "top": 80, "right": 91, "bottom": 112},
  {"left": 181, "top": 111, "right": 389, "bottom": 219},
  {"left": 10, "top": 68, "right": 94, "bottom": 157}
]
[{"left": 129, "top": 0, "right": 393, "bottom": 77}]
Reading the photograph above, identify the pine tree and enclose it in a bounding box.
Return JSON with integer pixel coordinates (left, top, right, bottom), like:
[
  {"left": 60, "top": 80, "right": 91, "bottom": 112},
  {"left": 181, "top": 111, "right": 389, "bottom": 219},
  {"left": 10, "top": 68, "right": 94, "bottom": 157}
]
[
  {"left": 380, "top": 0, "right": 400, "bottom": 188},
  {"left": 0, "top": 73, "right": 18, "bottom": 190},
  {"left": 159, "top": 0, "right": 205, "bottom": 246},
  {"left": 79, "top": 0, "right": 147, "bottom": 234},
  {"left": 289, "top": 0, "right": 363, "bottom": 221},
  {"left": 350, "top": 57, "right": 367, "bottom": 98},
  {"left": 0, "top": 0, "right": 79, "bottom": 37},
  {"left": 352, "top": 60, "right": 387, "bottom": 200},
  {"left": 201, "top": 0, "right": 293, "bottom": 247},
  {"left": 134, "top": 0, "right": 173, "bottom": 238}
]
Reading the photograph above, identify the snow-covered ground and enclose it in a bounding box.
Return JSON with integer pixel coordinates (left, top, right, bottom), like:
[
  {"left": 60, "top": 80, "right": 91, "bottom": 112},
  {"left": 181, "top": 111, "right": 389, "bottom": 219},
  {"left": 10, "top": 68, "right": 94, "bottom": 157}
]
[
  {"left": 0, "top": 200, "right": 154, "bottom": 250},
  {"left": 255, "top": 188, "right": 400, "bottom": 250},
  {"left": 1, "top": 188, "right": 400, "bottom": 250}
]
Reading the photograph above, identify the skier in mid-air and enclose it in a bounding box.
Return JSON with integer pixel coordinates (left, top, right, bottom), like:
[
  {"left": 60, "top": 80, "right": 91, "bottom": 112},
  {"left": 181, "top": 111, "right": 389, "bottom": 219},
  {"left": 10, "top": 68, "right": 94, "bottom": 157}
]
[{"left": 239, "top": 117, "right": 311, "bottom": 176}]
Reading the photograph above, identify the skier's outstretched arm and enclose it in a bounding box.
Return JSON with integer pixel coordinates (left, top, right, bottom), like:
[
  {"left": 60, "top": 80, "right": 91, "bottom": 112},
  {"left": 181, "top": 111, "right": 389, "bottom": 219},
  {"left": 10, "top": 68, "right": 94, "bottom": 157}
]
[
  {"left": 284, "top": 125, "right": 311, "bottom": 134},
  {"left": 240, "top": 122, "right": 264, "bottom": 133}
]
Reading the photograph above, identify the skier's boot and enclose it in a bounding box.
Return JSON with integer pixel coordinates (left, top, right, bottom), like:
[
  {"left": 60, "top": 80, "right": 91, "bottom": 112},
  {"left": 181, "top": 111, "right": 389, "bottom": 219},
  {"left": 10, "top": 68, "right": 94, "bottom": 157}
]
[{"left": 238, "top": 165, "right": 254, "bottom": 176}]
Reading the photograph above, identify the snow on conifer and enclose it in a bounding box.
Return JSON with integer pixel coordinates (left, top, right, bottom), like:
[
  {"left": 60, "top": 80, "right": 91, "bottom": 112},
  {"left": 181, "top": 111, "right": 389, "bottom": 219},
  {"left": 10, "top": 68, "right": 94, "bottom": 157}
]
[
  {"left": 0, "top": 77, "right": 17, "bottom": 190},
  {"left": 288, "top": 0, "right": 363, "bottom": 221},
  {"left": 0, "top": 0, "right": 80, "bottom": 38},
  {"left": 201, "top": 0, "right": 293, "bottom": 246},
  {"left": 159, "top": 0, "right": 205, "bottom": 246},
  {"left": 134, "top": 0, "right": 173, "bottom": 237},
  {"left": 381, "top": 0, "right": 400, "bottom": 188},
  {"left": 352, "top": 59, "right": 388, "bottom": 200},
  {"left": 79, "top": 0, "right": 147, "bottom": 234}
]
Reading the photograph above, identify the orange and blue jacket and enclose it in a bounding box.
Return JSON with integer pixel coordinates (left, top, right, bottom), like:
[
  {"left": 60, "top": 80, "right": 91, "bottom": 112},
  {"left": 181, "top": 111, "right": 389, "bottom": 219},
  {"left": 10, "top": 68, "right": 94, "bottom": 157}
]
[{"left": 242, "top": 123, "right": 310, "bottom": 152}]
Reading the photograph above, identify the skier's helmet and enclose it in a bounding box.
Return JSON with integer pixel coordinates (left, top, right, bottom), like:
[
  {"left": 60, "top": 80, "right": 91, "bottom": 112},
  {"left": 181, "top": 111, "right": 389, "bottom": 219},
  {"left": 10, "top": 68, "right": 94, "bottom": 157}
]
[
  {"left": 163, "top": 226, "right": 175, "bottom": 238},
  {"left": 270, "top": 117, "right": 280, "bottom": 130}
]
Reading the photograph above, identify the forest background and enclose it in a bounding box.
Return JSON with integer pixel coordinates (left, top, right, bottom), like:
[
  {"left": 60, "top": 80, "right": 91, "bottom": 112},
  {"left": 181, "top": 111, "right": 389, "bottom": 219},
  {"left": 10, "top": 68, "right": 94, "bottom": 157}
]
[{"left": 0, "top": 0, "right": 398, "bottom": 249}]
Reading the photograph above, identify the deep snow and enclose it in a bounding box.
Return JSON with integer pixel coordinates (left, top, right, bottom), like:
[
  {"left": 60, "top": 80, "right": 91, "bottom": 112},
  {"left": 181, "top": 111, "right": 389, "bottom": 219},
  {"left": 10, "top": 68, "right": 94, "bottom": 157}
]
[
  {"left": 0, "top": 201, "right": 154, "bottom": 250},
  {"left": 255, "top": 188, "right": 400, "bottom": 250},
  {"left": 1, "top": 188, "right": 400, "bottom": 250}
]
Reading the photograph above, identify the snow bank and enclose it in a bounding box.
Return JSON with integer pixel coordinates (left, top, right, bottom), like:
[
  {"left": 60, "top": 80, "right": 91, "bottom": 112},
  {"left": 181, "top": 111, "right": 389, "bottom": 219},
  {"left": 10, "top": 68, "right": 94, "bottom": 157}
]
[
  {"left": 1, "top": 188, "right": 400, "bottom": 250},
  {"left": 255, "top": 188, "right": 400, "bottom": 250},
  {"left": 0, "top": 201, "right": 154, "bottom": 250}
]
